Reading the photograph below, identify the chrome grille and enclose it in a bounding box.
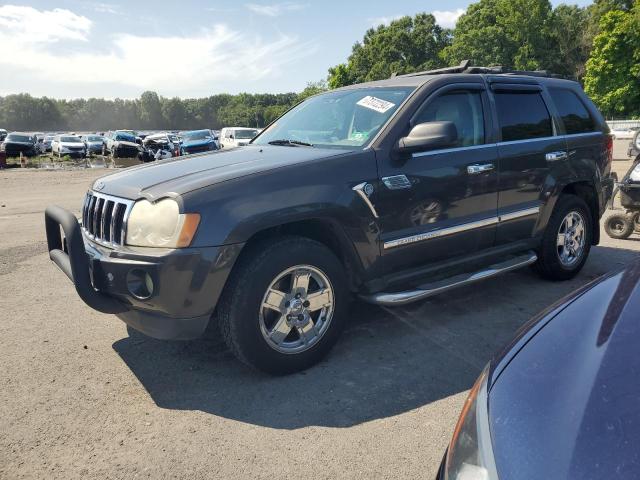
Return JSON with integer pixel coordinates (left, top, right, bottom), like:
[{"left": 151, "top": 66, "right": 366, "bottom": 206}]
[{"left": 81, "top": 191, "right": 134, "bottom": 247}]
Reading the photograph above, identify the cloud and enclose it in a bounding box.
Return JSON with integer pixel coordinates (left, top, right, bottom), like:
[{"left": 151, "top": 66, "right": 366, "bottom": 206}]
[
  {"left": 0, "top": 5, "right": 91, "bottom": 43},
  {"left": 245, "top": 2, "right": 307, "bottom": 17},
  {"left": 0, "top": 5, "right": 317, "bottom": 98},
  {"left": 432, "top": 8, "right": 465, "bottom": 28},
  {"left": 89, "top": 3, "right": 121, "bottom": 15},
  {"left": 368, "top": 14, "right": 405, "bottom": 27}
]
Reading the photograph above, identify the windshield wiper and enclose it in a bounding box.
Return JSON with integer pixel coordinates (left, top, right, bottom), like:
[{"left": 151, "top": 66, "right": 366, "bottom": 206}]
[{"left": 267, "top": 139, "right": 314, "bottom": 147}]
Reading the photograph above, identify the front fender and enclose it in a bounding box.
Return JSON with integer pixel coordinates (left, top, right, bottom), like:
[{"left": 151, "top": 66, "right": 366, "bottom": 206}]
[{"left": 182, "top": 150, "right": 380, "bottom": 271}]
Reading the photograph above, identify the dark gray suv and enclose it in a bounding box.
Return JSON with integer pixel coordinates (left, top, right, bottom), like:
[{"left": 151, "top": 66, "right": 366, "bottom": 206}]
[{"left": 45, "top": 63, "right": 615, "bottom": 374}]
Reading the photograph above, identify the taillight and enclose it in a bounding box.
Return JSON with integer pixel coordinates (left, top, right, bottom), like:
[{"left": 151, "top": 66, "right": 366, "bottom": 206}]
[{"left": 605, "top": 134, "right": 613, "bottom": 165}]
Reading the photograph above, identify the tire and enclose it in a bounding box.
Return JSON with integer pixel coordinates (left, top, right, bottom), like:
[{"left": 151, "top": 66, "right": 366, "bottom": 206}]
[
  {"left": 605, "top": 212, "right": 634, "bottom": 239},
  {"left": 217, "top": 236, "right": 348, "bottom": 375},
  {"left": 533, "top": 194, "right": 592, "bottom": 281}
]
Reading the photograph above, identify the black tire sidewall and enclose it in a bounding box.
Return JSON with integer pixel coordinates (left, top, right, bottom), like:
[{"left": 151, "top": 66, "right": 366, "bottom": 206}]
[
  {"left": 538, "top": 195, "right": 592, "bottom": 280},
  {"left": 605, "top": 213, "right": 634, "bottom": 239},
  {"left": 223, "top": 238, "right": 348, "bottom": 374}
]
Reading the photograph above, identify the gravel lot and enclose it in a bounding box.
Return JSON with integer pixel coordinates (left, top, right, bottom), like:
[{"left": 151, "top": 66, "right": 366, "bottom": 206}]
[{"left": 1, "top": 147, "right": 639, "bottom": 479}]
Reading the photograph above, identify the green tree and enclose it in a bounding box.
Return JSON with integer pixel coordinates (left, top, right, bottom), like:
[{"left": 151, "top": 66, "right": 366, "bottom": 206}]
[
  {"left": 138, "top": 91, "right": 163, "bottom": 129},
  {"left": 328, "top": 13, "right": 450, "bottom": 88},
  {"left": 584, "top": 7, "right": 640, "bottom": 117},
  {"left": 547, "top": 4, "right": 591, "bottom": 79},
  {"left": 443, "top": 0, "right": 555, "bottom": 70}
]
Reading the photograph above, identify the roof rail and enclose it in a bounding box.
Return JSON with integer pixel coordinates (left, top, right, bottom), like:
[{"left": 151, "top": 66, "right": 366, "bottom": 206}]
[
  {"left": 394, "top": 60, "right": 471, "bottom": 78},
  {"left": 392, "top": 60, "right": 572, "bottom": 80}
]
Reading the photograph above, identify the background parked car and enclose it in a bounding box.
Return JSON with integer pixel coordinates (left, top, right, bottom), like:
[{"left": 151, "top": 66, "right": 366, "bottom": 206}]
[
  {"left": 439, "top": 260, "right": 640, "bottom": 480},
  {"left": 179, "top": 129, "right": 218, "bottom": 155},
  {"left": 42, "top": 135, "right": 55, "bottom": 153},
  {"left": 219, "top": 127, "right": 259, "bottom": 148},
  {"left": 81, "top": 134, "right": 104, "bottom": 156},
  {"left": 102, "top": 130, "right": 141, "bottom": 158},
  {"left": 0, "top": 132, "right": 38, "bottom": 157},
  {"left": 611, "top": 127, "right": 638, "bottom": 140},
  {"left": 139, "top": 133, "right": 175, "bottom": 162},
  {"left": 51, "top": 135, "right": 86, "bottom": 158},
  {"left": 0, "top": 129, "right": 7, "bottom": 142},
  {"left": 628, "top": 129, "right": 640, "bottom": 159}
]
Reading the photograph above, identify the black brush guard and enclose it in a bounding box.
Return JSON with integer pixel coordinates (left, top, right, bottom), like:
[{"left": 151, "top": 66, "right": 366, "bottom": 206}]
[{"left": 44, "top": 205, "right": 126, "bottom": 314}]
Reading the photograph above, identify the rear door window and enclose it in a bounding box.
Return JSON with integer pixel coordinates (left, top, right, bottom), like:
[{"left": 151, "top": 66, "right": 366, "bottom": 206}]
[
  {"left": 494, "top": 91, "right": 553, "bottom": 142},
  {"left": 548, "top": 88, "right": 596, "bottom": 135}
]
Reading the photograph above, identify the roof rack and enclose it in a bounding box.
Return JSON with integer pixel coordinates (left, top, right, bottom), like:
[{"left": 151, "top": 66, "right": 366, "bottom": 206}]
[{"left": 392, "top": 60, "right": 571, "bottom": 80}]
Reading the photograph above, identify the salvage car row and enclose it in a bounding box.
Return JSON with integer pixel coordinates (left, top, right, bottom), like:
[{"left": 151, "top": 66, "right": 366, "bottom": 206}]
[{"left": 0, "top": 126, "right": 262, "bottom": 162}]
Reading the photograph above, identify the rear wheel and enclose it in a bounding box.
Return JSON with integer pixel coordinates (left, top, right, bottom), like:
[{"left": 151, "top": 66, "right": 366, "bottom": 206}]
[
  {"left": 533, "top": 194, "right": 592, "bottom": 280},
  {"left": 605, "top": 212, "right": 634, "bottom": 239},
  {"left": 217, "top": 236, "right": 348, "bottom": 375}
]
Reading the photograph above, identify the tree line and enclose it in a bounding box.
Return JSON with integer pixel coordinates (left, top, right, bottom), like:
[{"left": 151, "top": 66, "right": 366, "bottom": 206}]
[
  {"left": 329, "top": 0, "right": 639, "bottom": 118},
  {"left": 0, "top": 84, "right": 326, "bottom": 132},
  {"left": 0, "top": 0, "right": 638, "bottom": 131}
]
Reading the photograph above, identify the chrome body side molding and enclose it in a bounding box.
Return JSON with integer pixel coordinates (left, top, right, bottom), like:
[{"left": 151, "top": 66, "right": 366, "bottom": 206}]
[
  {"left": 383, "top": 205, "right": 541, "bottom": 250},
  {"left": 361, "top": 252, "right": 538, "bottom": 306},
  {"left": 383, "top": 216, "right": 499, "bottom": 249}
]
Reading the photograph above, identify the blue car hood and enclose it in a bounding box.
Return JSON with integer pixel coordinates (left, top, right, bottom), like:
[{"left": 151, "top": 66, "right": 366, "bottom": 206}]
[
  {"left": 182, "top": 139, "right": 214, "bottom": 148},
  {"left": 489, "top": 261, "right": 640, "bottom": 480}
]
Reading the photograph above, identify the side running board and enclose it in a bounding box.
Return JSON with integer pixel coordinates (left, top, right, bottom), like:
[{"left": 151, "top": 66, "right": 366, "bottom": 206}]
[{"left": 361, "top": 252, "right": 538, "bottom": 306}]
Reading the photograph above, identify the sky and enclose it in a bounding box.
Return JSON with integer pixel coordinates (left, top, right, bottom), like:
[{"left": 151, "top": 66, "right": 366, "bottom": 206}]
[{"left": 0, "top": 0, "right": 592, "bottom": 100}]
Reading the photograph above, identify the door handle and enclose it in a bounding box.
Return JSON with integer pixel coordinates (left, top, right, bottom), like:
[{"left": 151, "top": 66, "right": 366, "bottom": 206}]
[
  {"left": 545, "top": 151, "right": 568, "bottom": 161},
  {"left": 467, "top": 163, "right": 495, "bottom": 174}
]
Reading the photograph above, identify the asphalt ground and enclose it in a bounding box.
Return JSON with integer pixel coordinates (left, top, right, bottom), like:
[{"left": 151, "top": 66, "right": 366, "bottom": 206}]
[{"left": 1, "top": 143, "right": 639, "bottom": 479}]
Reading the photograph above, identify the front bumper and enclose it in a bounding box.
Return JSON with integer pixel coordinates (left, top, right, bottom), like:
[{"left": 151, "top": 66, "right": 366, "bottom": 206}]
[{"left": 45, "top": 205, "right": 243, "bottom": 340}]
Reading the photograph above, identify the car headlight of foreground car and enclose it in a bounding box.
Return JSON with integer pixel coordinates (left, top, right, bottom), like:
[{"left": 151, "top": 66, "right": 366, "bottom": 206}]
[
  {"left": 444, "top": 365, "right": 498, "bottom": 480},
  {"left": 125, "top": 198, "right": 200, "bottom": 248}
]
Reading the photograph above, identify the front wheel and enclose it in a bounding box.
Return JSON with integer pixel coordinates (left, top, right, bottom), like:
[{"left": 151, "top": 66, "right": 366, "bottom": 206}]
[
  {"left": 217, "top": 236, "right": 348, "bottom": 375},
  {"left": 533, "top": 194, "right": 592, "bottom": 281},
  {"left": 605, "top": 212, "right": 634, "bottom": 239}
]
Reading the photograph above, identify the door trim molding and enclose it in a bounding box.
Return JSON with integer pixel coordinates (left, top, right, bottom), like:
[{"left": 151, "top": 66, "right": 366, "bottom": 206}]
[
  {"left": 383, "top": 216, "right": 499, "bottom": 249},
  {"left": 383, "top": 205, "right": 541, "bottom": 250}
]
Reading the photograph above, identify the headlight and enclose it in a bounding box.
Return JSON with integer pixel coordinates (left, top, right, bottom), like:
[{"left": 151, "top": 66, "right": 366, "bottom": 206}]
[
  {"left": 125, "top": 198, "right": 200, "bottom": 248},
  {"left": 444, "top": 365, "right": 498, "bottom": 480}
]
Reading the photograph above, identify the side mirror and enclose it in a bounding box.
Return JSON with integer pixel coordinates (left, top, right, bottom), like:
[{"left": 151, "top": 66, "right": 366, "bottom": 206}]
[
  {"left": 397, "top": 121, "right": 458, "bottom": 154},
  {"left": 229, "top": 134, "right": 234, "bottom": 139}
]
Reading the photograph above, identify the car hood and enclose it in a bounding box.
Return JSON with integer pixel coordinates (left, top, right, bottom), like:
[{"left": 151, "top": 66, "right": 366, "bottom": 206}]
[
  {"left": 60, "top": 142, "right": 84, "bottom": 147},
  {"left": 4, "top": 141, "right": 34, "bottom": 146},
  {"left": 488, "top": 261, "right": 640, "bottom": 480},
  {"left": 93, "top": 144, "right": 344, "bottom": 200},
  {"left": 182, "top": 139, "right": 214, "bottom": 147},
  {"left": 115, "top": 140, "right": 139, "bottom": 148}
]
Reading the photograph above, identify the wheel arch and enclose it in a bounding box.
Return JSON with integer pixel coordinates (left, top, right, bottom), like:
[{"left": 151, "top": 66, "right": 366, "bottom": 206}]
[{"left": 233, "top": 218, "right": 366, "bottom": 292}]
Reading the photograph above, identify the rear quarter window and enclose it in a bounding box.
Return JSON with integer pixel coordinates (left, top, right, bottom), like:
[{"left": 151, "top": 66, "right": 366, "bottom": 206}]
[
  {"left": 495, "top": 91, "right": 553, "bottom": 142},
  {"left": 548, "top": 88, "right": 596, "bottom": 135}
]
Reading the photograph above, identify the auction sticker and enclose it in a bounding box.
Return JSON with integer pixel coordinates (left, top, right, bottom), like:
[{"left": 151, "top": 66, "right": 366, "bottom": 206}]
[{"left": 356, "top": 96, "right": 395, "bottom": 113}]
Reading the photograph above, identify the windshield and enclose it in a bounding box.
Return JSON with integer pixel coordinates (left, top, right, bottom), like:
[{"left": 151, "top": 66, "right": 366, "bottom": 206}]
[
  {"left": 182, "top": 130, "right": 210, "bottom": 142},
  {"left": 253, "top": 87, "right": 414, "bottom": 149},
  {"left": 61, "top": 136, "right": 82, "bottom": 143},
  {"left": 115, "top": 133, "right": 135, "bottom": 142},
  {"left": 235, "top": 129, "right": 258, "bottom": 139},
  {"left": 7, "top": 134, "right": 32, "bottom": 142},
  {"left": 87, "top": 135, "right": 102, "bottom": 141}
]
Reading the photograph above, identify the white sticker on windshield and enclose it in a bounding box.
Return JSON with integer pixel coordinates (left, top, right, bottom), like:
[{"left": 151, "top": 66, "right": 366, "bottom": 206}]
[{"left": 356, "top": 96, "right": 395, "bottom": 113}]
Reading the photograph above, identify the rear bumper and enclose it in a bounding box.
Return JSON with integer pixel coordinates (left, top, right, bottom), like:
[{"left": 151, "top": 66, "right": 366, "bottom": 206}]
[{"left": 45, "top": 205, "right": 243, "bottom": 340}]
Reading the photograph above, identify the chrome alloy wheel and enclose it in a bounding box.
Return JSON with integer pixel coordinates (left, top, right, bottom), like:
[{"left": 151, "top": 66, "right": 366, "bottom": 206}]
[
  {"left": 557, "top": 211, "right": 586, "bottom": 267},
  {"left": 259, "top": 265, "right": 335, "bottom": 354}
]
